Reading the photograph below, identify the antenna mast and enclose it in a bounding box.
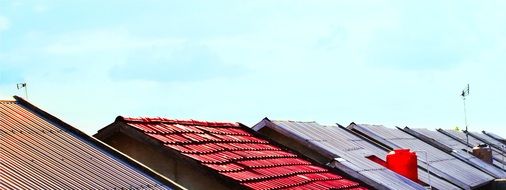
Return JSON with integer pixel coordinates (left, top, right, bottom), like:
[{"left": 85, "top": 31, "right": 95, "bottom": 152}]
[
  {"left": 461, "top": 84, "right": 470, "bottom": 148},
  {"left": 17, "top": 83, "right": 28, "bottom": 99}
]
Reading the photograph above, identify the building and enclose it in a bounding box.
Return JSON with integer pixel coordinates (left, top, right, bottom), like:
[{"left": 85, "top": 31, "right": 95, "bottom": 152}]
[
  {"left": 483, "top": 131, "right": 506, "bottom": 145},
  {"left": 94, "top": 116, "right": 370, "bottom": 190},
  {"left": 0, "top": 96, "right": 183, "bottom": 189},
  {"left": 401, "top": 127, "right": 506, "bottom": 178},
  {"left": 439, "top": 129, "right": 506, "bottom": 169},
  {"left": 468, "top": 131, "right": 506, "bottom": 153},
  {"left": 252, "top": 118, "right": 460, "bottom": 190},
  {"left": 349, "top": 123, "right": 495, "bottom": 189}
]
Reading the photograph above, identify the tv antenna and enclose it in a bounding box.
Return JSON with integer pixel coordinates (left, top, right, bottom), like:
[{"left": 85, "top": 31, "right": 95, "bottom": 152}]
[
  {"left": 461, "top": 84, "right": 470, "bottom": 148},
  {"left": 17, "top": 83, "right": 28, "bottom": 99}
]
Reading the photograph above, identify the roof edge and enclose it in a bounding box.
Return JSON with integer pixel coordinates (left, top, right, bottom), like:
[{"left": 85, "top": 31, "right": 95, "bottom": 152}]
[
  {"left": 400, "top": 126, "right": 454, "bottom": 154},
  {"left": 346, "top": 123, "right": 398, "bottom": 151},
  {"left": 13, "top": 96, "right": 185, "bottom": 190},
  {"left": 251, "top": 117, "right": 271, "bottom": 131}
]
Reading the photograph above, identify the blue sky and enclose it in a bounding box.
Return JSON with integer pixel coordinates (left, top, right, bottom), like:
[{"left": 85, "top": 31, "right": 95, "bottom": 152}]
[{"left": 1, "top": 1, "right": 506, "bottom": 137}]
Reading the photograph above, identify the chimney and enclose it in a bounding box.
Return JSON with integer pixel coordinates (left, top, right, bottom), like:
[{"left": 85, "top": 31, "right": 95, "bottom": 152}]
[{"left": 472, "top": 144, "right": 493, "bottom": 164}]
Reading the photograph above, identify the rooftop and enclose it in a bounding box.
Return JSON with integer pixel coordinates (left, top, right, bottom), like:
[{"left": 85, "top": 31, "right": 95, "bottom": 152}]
[
  {"left": 0, "top": 97, "right": 182, "bottom": 189},
  {"left": 349, "top": 123, "right": 495, "bottom": 189},
  {"left": 109, "top": 116, "right": 369, "bottom": 190},
  {"left": 253, "top": 118, "right": 460, "bottom": 190}
]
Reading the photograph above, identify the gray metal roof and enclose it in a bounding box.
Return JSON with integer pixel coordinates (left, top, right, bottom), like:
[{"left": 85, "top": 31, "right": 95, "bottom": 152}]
[
  {"left": 439, "top": 129, "right": 506, "bottom": 169},
  {"left": 440, "top": 129, "right": 485, "bottom": 148},
  {"left": 349, "top": 124, "right": 494, "bottom": 190},
  {"left": 254, "top": 119, "right": 458, "bottom": 190},
  {"left": 324, "top": 124, "right": 460, "bottom": 190},
  {"left": 468, "top": 131, "right": 506, "bottom": 152},
  {"left": 402, "top": 127, "right": 506, "bottom": 178},
  {"left": 483, "top": 131, "right": 506, "bottom": 142}
]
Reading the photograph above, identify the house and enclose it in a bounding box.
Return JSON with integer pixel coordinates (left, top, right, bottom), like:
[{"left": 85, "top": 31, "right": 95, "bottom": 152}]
[
  {"left": 439, "top": 129, "right": 506, "bottom": 168},
  {"left": 467, "top": 131, "right": 506, "bottom": 153},
  {"left": 401, "top": 127, "right": 506, "bottom": 178},
  {"left": 252, "top": 118, "right": 460, "bottom": 190},
  {"left": 0, "top": 96, "right": 183, "bottom": 189},
  {"left": 482, "top": 131, "right": 506, "bottom": 145},
  {"left": 94, "top": 116, "right": 370, "bottom": 190},
  {"left": 349, "top": 123, "right": 495, "bottom": 189}
]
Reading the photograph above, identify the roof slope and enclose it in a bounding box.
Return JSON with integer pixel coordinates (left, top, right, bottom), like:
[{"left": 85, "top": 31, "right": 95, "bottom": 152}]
[
  {"left": 402, "top": 127, "right": 506, "bottom": 178},
  {"left": 439, "top": 129, "right": 506, "bottom": 168},
  {"left": 349, "top": 124, "right": 494, "bottom": 190},
  {"left": 483, "top": 131, "right": 506, "bottom": 143},
  {"left": 108, "top": 116, "right": 369, "bottom": 190},
  {"left": 0, "top": 97, "right": 182, "bottom": 190},
  {"left": 253, "top": 119, "right": 459, "bottom": 190},
  {"left": 468, "top": 131, "right": 506, "bottom": 151}
]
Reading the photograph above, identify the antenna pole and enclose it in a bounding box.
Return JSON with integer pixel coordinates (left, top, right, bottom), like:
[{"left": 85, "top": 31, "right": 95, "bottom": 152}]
[
  {"left": 461, "top": 84, "right": 470, "bottom": 149},
  {"left": 24, "top": 83, "right": 28, "bottom": 99},
  {"left": 463, "top": 96, "right": 469, "bottom": 148},
  {"left": 16, "top": 82, "right": 28, "bottom": 100}
]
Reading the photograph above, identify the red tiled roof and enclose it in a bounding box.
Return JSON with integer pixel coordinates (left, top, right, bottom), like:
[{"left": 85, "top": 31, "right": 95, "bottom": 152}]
[{"left": 121, "top": 117, "right": 368, "bottom": 190}]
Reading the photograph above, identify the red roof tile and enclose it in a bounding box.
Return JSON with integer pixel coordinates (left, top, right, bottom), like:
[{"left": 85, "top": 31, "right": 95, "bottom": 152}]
[{"left": 120, "top": 117, "right": 368, "bottom": 190}]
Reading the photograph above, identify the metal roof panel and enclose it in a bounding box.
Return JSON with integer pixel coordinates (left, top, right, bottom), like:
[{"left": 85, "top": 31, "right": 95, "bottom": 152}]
[
  {"left": 254, "top": 120, "right": 460, "bottom": 190},
  {"left": 405, "top": 128, "right": 506, "bottom": 178},
  {"left": 483, "top": 131, "right": 506, "bottom": 142},
  {"left": 440, "top": 129, "right": 506, "bottom": 169},
  {"left": 349, "top": 124, "right": 494, "bottom": 189},
  {"left": 0, "top": 99, "right": 178, "bottom": 189}
]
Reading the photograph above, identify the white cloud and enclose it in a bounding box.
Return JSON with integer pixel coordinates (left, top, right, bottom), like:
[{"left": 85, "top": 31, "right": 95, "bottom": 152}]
[{"left": 0, "top": 16, "right": 10, "bottom": 31}]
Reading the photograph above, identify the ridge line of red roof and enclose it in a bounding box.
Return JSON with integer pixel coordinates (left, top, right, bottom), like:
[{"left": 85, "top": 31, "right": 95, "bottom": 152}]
[
  {"left": 0, "top": 100, "right": 17, "bottom": 103},
  {"left": 118, "top": 116, "right": 240, "bottom": 127}
]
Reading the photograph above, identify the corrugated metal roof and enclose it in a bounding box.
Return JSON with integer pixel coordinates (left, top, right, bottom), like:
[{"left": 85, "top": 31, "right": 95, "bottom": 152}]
[
  {"left": 253, "top": 119, "right": 459, "bottom": 190},
  {"left": 468, "top": 131, "right": 506, "bottom": 152},
  {"left": 440, "top": 129, "right": 484, "bottom": 148},
  {"left": 439, "top": 129, "right": 506, "bottom": 169},
  {"left": 116, "top": 117, "right": 368, "bottom": 190},
  {"left": 483, "top": 131, "right": 506, "bottom": 143},
  {"left": 0, "top": 97, "right": 181, "bottom": 189},
  {"left": 349, "top": 124, "right": 494, "bottom": 190},
  {"left": 402, "top": 127, "right": 506, "bottom": 178}
]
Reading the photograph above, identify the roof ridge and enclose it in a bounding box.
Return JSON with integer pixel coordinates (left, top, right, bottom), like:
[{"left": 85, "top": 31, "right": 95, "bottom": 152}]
[
  {"left": 0, "top": 100, "right": 17, "bottom": 103},
  {"left": 272, "top": 120, "right": 318, "bottom": 123},
  {"left": 119, "top": 116, "right": 239, "bottom": 127}
]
